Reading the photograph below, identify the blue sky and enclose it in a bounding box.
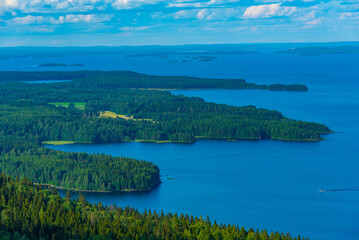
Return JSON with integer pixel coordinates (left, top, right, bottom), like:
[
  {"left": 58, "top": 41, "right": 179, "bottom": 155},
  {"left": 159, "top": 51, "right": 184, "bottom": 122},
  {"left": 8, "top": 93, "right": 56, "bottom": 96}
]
[{"left": 0, "top": 0, "right": 358, "bottom": 46}]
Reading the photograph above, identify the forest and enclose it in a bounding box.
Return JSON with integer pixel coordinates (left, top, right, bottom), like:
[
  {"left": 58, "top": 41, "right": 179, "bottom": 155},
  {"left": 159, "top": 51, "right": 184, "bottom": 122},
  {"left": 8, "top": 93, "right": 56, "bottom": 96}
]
[
  {"left": 0, "top": 71, "right": 308, "bottom": 91},
  {"left": 0, "top": 71, "right": 331, "bottom": 192},
  {"left": 0, "top": 173, "right": 310, "bottom": 240}
]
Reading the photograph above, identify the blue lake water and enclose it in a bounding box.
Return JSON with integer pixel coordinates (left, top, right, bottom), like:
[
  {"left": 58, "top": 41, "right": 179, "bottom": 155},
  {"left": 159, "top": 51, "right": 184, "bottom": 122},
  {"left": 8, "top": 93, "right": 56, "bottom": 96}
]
[
  {"left": 24, "top": 80, "right": 72, "bottom": 84},
  {"left": 2, "top": 52, "right": 358, "bottom": 240}
]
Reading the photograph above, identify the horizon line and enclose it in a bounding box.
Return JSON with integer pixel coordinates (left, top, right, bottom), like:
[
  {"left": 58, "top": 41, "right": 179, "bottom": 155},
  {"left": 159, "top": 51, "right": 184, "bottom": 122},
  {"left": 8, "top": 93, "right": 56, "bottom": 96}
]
[{"left": 1, "top": 41, "right": 359, "bottom": 48}]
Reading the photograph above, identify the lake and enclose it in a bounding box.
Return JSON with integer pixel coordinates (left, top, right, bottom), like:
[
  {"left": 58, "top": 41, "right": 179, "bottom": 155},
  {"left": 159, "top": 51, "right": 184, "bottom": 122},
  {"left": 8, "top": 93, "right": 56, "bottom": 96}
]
[
  {"left": 24, "top": 80, "right": 72, "bottom": 84},
  {"left": 2, "top": 52, "right": 358, "bottom": 240}
]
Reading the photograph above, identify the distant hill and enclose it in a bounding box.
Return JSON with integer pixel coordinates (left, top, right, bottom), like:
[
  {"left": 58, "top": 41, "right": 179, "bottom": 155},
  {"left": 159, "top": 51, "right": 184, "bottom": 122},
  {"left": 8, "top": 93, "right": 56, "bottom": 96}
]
[{"left": 1, "top": 42, "right": 358, "bottom": 59}]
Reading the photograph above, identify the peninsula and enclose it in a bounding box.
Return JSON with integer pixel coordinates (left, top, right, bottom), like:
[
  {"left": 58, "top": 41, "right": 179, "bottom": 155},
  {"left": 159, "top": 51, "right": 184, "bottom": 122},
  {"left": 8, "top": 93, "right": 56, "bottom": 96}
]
[{"left": 0, "top": 71, "right": 330, "bottom": 193}]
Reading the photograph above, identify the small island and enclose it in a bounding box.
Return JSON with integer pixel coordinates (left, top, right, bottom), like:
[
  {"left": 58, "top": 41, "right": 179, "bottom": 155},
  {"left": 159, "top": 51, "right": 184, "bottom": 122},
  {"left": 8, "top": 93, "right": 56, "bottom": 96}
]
[
  {"left": 276, "top": 46, "right": 359, "bottom": 55},
  {"left": 38, "top": 63, "right": 84, "bottom": 67},
  {"left": 192, "top": 56, "right": 218, "bottom": 62},
  {"left": 126, "top": 53, "right": 168, "bottom": 58},
  {"left": 69, "top": 63, "right": 85, "bottom": 67}
]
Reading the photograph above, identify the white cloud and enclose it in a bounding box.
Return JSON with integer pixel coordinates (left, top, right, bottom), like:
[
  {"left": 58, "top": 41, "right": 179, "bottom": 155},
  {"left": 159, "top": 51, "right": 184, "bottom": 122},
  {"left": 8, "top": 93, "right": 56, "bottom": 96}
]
[
  {"left": 54, "top": 14, "right": 114, "bottom": 23},
  {"left": 0, "top": 0, "right": 357, "bottom": 38},
  {"left": 172, "top": 7, "right": 240, "bottom": 20},
  {"left": 1, "top": 0, "right": 99, "bottom": 14},
  {"left": 1, "top": 0, "right": 163, "bottom": 15},
  {"left": 1, "top": 0, "right": 18, "bottom": 8},
  {"left": 167, "top": 2, "right": 204, "bottom": 8},
  {"left": 111, "top": 0, "right": 163, "bottom": 10},
  {"left": 339, "top": 12, "right": 359, "bottom": 20},
  {"left": 7, "top": 15, "right": 45, "bottom": 25},
  {"left": 30, "top": 26, "right": 55, "bottom": 33},
  {"left": 167, "top": 0, "right": 240, "bottom": 8},
  {"left": 339, "top": 3, "right": 359, "bottom": 12},
  {"left": 242, "top": 3, "right": 297, "bottom": 19},
  {"left": 119, "top": 26, "right": 150, "bottom": 31},
  {"left": 0, "top": 0, "right": 19, "bottom": 14},
  {"left": 197, "top": 9, "right": 209, "bottom": 19},
  {"left": 305, "top": 17, "right": 323, "bottom": 25},
  {"left": 173, "top": 10, "right": 196, "bottom": 19},
  {"left": 6, "top": 14, "right": 113, "bottom": 25},
  {"left": 294, "top": 9, "right": 316, "bottom": 21},
  {"left": 255, "top": 0, "right": 283, "bottom": 3}
]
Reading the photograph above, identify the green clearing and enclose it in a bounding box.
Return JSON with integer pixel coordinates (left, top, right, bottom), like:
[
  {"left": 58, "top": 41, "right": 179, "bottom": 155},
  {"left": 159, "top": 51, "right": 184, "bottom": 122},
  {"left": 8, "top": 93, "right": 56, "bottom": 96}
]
[
  {"left": 99, "top": 111, "right": 133, "bottom": 119},
  {"left": 99, "top": 111, "right": 156, "bottom": 123},
  {"left": 42, "top": 141, "right": 76, "bottom": 145},
  {"left": 49, "top": 102, "right": 85, "bottom": 110}
]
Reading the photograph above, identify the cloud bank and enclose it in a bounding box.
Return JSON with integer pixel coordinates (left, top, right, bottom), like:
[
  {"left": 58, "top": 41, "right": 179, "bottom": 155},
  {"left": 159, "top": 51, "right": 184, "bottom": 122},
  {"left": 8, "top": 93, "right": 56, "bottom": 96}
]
[{"left": 0, "top": 0, "right": 358, "bottom": 45}]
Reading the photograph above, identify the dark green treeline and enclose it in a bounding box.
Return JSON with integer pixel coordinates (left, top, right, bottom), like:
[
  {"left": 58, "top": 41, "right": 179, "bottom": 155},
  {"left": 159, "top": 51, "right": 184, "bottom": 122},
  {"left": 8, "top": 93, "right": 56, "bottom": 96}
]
[{"left": 0, "top": 174, "right": 309, "bottom": 240}]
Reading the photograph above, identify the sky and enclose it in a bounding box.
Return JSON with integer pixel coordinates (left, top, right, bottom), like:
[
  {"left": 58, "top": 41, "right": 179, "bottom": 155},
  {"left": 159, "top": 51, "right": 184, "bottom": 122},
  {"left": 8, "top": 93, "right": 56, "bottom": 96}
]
[{"left": 0, "top": 0, "right": 358, "bottom": 46}]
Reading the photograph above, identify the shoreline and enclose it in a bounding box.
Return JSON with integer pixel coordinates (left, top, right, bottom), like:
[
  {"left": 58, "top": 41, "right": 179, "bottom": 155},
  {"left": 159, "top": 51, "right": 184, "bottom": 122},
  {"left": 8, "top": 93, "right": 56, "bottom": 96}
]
[
  {"left": 34, "top": 183, "right": 154, "bottom": 193},
  {"left": 44, "top": 133, "right": 332, "bottom": 147},
  {"left": 134, "top": 87, "right": 308, "bottom": 92}
]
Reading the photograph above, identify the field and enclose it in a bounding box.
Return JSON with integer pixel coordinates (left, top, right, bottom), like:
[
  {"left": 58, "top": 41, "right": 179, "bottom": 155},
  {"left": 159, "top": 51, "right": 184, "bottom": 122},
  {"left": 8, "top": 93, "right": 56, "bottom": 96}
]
[
  {"left": 100, "top": 111, "right": 133, "bottom": 119},
  {"left": 99, "top": 111, "right": 156, "bottom": 123}
]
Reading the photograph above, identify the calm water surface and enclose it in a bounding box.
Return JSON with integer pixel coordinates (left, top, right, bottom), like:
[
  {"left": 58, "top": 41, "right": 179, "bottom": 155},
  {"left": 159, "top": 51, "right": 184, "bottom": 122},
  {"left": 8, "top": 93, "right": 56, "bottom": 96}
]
[
  {"left": 24, "top": 80, "right": 72, "bottom": 84},
  {"left": 3, "top": 53, "right": 358, "bottom": 240}
]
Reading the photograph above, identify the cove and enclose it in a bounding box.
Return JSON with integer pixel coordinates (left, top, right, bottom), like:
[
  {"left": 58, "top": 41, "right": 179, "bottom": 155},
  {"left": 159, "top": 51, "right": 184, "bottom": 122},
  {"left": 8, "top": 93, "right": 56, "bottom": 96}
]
[{"left": 49, "top": 135, "right": 359, "bottom": 240}]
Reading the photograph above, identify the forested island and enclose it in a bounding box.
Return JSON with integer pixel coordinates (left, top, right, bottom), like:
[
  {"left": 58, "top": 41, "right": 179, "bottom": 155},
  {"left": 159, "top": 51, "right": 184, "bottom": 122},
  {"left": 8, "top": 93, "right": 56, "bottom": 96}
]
[
  {"left": 0, "top": 45, "right": 260, "bottom": 59},
  {"left": 0, "top": 71, "right": 308, "bottom": 91},
  {"left": 38, "top": 63, "right": 84, "bottom": 67},
  {"left": 276, "top": 46, "right": 359, "bottom": 55},
  {"left": 192, "top": 56, "right": 218, "bottom": 62},
  {"left": 0, "top": 174, "right": 309, "bottom": 240},
  {"left": 0, "top": 71, "right": 330, "bottom": 193}
]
